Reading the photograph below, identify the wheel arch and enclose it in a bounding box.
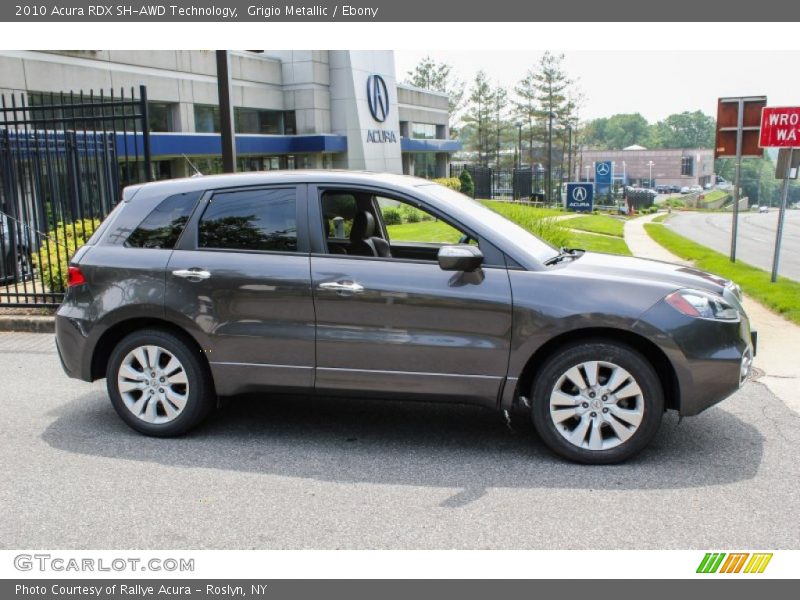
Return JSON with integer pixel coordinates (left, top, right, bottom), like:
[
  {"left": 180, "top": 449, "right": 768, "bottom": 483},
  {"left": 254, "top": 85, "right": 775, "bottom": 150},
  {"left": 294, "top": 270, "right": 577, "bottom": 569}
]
[
  {"left": 90, "top": 317, "right": 210, "bottom": 382},
  {"left": 515, "top": 327, "right": 680, "bottom": 412}
]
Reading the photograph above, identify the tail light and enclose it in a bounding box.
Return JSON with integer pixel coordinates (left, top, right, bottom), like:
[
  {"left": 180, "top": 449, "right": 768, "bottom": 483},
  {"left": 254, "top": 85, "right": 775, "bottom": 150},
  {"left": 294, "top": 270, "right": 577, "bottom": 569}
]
[{"left": 67, "top": 266, "right": 86, "bottom": 288}]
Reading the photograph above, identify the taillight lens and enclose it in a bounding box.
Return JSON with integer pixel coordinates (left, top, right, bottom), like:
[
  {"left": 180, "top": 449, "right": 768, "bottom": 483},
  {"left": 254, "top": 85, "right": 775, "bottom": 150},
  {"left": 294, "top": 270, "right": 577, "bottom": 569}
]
[{"left": 67, "top": 266, "right": 86, "bottom": 288}]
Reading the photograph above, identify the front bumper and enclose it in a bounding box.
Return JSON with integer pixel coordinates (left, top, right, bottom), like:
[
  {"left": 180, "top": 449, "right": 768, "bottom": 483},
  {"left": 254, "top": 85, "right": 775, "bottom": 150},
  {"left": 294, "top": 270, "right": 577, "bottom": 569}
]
[{"left": 634, "top": 299, "right": 755, "bottom": 416}]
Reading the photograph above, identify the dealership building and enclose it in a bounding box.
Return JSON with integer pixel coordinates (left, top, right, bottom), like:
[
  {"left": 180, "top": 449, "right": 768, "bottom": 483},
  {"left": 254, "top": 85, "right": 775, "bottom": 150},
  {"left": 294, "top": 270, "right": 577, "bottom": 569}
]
[
  {"left": 0, "top": 50, "right": 459, "bottom": 179},
  {"left": 578, "top": 146, "right": 716, "bottom": 188}
]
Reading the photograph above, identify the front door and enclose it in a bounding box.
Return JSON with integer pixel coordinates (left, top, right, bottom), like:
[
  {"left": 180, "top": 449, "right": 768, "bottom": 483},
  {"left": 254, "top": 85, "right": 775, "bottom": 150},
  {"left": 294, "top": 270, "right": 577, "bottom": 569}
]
[{"left": 309, "top": 186, "right": 513, "bottom": 407}]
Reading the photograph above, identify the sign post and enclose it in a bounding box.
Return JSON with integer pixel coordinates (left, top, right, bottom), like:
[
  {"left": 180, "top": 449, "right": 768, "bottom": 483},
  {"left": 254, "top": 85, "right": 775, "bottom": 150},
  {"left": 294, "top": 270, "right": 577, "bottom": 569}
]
[
  {"left": 759, "top": 106, "right": 800, "bottom": 282},
  {"left": 715, "top": 96, "right": 767, "bottom": 263}
]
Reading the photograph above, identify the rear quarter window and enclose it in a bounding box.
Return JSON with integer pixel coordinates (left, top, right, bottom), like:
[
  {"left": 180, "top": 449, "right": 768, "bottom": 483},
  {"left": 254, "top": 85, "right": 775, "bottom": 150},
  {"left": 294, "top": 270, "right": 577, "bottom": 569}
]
[{"left": 126, "top": 191, "right": 201, "bottom": 249}]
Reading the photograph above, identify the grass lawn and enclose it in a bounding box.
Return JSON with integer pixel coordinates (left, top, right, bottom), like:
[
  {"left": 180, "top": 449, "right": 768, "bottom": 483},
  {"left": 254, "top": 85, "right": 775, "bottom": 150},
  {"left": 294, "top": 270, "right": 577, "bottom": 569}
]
[
  {"left": 651, "top": 213, "right": 670, "bottom": 223},
  {"left": 482, "top": 201, "right": 564, "bottom": 220},
  {"left": 567, "top": 231, "right": 632, "bottom": 256},
  {"left": 645, "top": 223, "right": 800, "bottom": 325},
  {"left": 387, "top": 220, "right": 461, "bottom": 243},
  {"left": 564, "top": 214, "right": 625, "bottom": 237}
]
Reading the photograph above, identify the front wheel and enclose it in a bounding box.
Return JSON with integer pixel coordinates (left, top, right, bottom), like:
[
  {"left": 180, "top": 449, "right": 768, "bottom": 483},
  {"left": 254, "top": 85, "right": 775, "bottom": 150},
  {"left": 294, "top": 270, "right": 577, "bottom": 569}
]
[
  {"left": 106, "top": 329, "right": 215, "bottom": 436},
  {"left": 531, "top": 341, "right": 664, "bottom": 464}
]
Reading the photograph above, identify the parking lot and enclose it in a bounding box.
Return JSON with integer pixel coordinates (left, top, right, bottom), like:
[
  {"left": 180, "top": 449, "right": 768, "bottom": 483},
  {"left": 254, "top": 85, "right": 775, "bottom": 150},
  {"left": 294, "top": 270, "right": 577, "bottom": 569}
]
[{"left": 1, "top": 332, "right": 799, "bottom": 549}]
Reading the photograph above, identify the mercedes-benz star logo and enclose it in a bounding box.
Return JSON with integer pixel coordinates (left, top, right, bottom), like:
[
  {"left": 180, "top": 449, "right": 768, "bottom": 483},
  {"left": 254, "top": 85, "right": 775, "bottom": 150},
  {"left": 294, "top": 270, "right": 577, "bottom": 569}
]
[
  {"left": 572, "top": 186, "right": 587, "bottom": 202},
  {"left": 366, "top": 74, "right": 389, "bottom": 123},
  {"left": 596, "top": 162, "right": 610, "bottom": 176}
]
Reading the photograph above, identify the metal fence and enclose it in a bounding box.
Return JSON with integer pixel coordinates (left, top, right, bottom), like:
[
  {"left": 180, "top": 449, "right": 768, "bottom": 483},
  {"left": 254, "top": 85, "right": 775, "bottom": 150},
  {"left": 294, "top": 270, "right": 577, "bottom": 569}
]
[
  {"left": 0, "top": 86, "right": 151, "bottom": 307},
  {"left": 450, "top": 164, "right": 564, "bottom": 202}
]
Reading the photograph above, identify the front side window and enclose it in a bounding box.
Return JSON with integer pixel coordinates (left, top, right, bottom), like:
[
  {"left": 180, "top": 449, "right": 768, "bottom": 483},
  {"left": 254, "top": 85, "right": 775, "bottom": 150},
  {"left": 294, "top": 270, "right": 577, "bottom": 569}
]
[
  {"left": 377, "top": 196, "right": 469, "bottom": 245},
  {"left": 198, "top": 188, "right": 297, "bottom": 252},
  {"left": 126, "top": 191, "right": 201, "bottom": 249}
]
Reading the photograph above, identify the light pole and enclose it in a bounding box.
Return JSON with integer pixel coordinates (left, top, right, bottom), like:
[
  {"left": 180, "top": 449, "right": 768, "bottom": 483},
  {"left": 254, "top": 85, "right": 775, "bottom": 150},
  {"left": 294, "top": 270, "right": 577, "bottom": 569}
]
[
  {"left": 516, "top": 121, "right": 522, "bottom": 170},
  {"left": 566, "top": 124, "right": 572, "bottom": 184},
  {"left": 547, "top": 111, "right": 555, "bottom": 204},
  {"left": 585, "top": 165, "right": 591, "bottom": 182},
  {"left": 647, "top": 160, "right": 655, "bottom": 188}
]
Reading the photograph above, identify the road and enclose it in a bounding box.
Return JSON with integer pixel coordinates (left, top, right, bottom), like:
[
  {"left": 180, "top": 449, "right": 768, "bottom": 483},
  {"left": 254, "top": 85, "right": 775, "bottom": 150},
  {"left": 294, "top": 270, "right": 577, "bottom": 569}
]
[
  {"left": 666, "top": 210, "right": 800, "bottom": 281},
  {"left": 1, "top": 332, "right": 799, "bottom": 549}
]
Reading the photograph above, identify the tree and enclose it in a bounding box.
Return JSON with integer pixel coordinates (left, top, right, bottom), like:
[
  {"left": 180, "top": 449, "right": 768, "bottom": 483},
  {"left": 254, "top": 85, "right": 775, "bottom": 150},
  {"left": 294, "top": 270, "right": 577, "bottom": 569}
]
[
  {"left": 582, "top": 113, "right": 652, "bottom": 149},
  {"left": 653, "top": 111, "right": 715, "bottom": 148},
  {"left": 492, "top": 86, "right": 509, "bottom": 167},
  {"left": 459, "top": 169, "right": 474, "bottom": 197},
  {"left": 405, "top": 55, "right": 465, "bottom": 135},
  {"left": 512, "top": 70, "right": 538, "bottom": 165},
  {"left": 461, "top": 71, "right": 495, "bottom": 166}
]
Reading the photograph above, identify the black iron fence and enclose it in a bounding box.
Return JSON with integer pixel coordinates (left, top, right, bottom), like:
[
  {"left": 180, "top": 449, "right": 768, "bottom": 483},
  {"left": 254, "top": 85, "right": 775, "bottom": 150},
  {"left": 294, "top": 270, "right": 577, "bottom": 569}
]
[
  {"left": 0, "top": 86, "right": 151, "bottom": 307},
  {"left": 450, "top": 164, "right": 564, "bottom": 202}
]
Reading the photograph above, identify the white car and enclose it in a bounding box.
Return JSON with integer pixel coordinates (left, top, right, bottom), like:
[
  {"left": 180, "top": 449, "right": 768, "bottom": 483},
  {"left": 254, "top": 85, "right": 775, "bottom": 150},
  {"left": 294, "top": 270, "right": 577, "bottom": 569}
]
[{"left": 759, "top": 205, "right": 769, "bottom": 213}]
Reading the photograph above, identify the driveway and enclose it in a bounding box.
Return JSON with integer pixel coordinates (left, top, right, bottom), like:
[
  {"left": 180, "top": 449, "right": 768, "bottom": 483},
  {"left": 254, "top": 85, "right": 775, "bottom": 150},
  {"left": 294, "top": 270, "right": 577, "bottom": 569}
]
[{"left": 1, "top": 333, "right": 798, "bottom": 549}]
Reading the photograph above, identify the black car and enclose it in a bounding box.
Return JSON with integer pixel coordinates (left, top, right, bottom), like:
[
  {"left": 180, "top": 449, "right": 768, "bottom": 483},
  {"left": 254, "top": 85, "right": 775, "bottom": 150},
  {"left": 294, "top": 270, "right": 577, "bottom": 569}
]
[
  {"left": 0, "top": 212, "right": 32, "bottom": 283},
  {"left": 55, "top": 172, "right": 756, "bottom": 464}
]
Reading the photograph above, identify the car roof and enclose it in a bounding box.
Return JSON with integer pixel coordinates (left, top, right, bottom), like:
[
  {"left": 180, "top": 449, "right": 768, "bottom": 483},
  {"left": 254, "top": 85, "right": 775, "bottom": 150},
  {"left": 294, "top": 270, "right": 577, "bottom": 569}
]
[{"left": 124, "top": 170, "right": 432, "bottom": 200}]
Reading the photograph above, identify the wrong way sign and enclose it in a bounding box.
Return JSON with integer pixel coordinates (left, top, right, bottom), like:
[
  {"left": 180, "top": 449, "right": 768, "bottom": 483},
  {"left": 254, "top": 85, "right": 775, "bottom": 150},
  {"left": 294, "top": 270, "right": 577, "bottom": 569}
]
[{"left": 759, "top": 107, "right": 800, "bottom": 147}]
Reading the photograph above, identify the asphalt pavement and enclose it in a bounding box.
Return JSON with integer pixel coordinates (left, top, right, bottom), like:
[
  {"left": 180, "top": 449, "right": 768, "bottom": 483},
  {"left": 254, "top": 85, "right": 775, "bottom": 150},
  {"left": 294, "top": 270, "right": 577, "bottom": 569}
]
[
  {"left": 665, "top": 210, "right": 800, "bottom": 281},
  {"left": 1, "top": 332, "right": 799, "bottom": 549}
]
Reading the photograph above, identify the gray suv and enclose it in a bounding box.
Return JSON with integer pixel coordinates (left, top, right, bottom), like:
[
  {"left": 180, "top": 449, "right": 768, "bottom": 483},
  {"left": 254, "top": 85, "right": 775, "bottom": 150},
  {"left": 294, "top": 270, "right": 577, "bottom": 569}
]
[{"left": 55, "top": 171, "right": 755, "bottom": 463}]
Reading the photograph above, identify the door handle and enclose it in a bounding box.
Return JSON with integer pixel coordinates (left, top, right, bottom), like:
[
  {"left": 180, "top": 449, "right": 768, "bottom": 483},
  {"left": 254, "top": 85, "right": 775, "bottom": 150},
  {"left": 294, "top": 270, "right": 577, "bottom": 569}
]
[
  {"left": 173, "top": 268, "right": 211, "bottom": 280},
  {"left": 318, "top": 280, "right": 364, "bottom": 294}
]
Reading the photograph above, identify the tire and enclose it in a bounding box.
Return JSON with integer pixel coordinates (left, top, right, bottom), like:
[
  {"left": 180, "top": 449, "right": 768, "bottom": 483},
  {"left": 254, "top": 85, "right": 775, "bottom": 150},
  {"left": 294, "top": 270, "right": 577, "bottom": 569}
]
[
  {"left": 530, "top": 341, "right": 663, "bottom": 464},
  {"left": 106, "top": 328, "right": 215, "bottom": 436}
]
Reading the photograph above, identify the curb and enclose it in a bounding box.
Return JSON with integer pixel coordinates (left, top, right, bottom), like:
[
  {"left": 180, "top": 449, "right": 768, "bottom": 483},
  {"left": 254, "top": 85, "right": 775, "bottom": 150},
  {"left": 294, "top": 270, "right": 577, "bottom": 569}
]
[{"left": 0, "top": 315, "right": 55, "bottom": 334}]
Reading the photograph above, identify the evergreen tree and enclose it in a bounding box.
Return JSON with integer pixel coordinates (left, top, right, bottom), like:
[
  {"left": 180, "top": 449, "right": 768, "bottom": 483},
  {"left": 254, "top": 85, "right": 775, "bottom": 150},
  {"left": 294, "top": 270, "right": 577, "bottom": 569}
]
[
  {"left": 405, "top": 55, "right": 465, "bottom": 135},
  {"left": 462, "top": 71, "right": 495, "bottom": 166}
]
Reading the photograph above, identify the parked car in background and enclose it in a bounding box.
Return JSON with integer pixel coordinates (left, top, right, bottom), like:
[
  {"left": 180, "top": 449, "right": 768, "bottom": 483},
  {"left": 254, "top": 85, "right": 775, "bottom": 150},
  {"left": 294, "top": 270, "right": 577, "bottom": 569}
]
[
  {"left": 655, "top": 185, "right": 670, "bottom": 194},
  {"left": 690, "top": 185, "right": 703, "bottom": 193},
  {"left": 669, "top": 185, "right": 682, "bottom": 194},
  {"left": 0, "top": 212, "right": 33, "bottom": 283},
  {"left": 55, "top": 171, "right": 756, "bottom": 464},
  {"left": 680, "top": 186, "right": 691, "bottom": 194},
  {"left": 759, "top": 205, "right": 769, "bottom": 213}
]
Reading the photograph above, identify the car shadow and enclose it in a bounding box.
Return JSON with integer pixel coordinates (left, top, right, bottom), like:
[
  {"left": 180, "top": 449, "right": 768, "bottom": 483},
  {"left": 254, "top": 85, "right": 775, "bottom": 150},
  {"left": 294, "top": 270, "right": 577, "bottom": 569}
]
[{"left": 41, "top": 391, "right": 764, "bottom": 507}]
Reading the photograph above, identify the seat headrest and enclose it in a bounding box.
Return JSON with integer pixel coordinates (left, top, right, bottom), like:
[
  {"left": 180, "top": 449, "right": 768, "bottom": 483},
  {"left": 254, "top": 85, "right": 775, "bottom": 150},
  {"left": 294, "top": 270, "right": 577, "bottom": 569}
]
[{"left": 350, "top": 210, "right": 376, "bottom": 241}]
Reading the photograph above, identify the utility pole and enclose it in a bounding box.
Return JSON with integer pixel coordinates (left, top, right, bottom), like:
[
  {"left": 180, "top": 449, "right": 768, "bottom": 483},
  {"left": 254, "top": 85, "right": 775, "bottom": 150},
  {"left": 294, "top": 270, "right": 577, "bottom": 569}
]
[
  {"left": 216, "top": 50, "right": 236, "bottom": 173},
  {"left": 547, "top": 111, "right": 554, "bottom": 204}
]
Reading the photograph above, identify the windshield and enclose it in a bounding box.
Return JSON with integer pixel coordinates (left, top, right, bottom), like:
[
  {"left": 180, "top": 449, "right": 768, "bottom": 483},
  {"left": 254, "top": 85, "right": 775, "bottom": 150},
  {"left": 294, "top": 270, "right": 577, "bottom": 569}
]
[{"left": 421, "top": 184, "right": 560, "bottom": 264}]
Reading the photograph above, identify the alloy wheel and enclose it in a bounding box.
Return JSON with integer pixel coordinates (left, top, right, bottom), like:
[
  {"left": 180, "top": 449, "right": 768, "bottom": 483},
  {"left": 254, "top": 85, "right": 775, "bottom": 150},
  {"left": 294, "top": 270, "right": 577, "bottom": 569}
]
[
  {"left": 117, "top": 345, "right": 189, "bottom": 424},
  {"left": 548, "top": 360, "right": 645, "bottom": 451}
]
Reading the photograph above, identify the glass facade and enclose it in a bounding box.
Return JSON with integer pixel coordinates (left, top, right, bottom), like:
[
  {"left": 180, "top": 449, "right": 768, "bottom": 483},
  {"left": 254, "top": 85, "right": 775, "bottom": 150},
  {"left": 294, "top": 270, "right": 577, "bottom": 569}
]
[
  {"left": 412, "top": 123, "right": 437, "bottom": 139},
  {"left": 148, "top": 102, "right": 174, "bottom": 132},
  {"left": 193, "top": 105, "right": 295, "bottom": 135}
]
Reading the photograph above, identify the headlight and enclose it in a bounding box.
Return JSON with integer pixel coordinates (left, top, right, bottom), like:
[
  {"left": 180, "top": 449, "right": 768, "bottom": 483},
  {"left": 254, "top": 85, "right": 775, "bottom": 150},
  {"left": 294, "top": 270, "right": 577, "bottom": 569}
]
[
  {"left": 665, "top": 289, "right": 740, "bottom": 321},
  {"left": 725, "top": 281, "right": 743, "bottom": 301}
]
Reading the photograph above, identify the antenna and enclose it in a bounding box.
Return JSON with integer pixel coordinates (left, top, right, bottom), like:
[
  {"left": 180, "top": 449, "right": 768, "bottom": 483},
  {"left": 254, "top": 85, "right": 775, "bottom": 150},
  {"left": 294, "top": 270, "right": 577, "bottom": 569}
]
[{"left": 183, "top": 154, "right": 203, "bottom": 177}]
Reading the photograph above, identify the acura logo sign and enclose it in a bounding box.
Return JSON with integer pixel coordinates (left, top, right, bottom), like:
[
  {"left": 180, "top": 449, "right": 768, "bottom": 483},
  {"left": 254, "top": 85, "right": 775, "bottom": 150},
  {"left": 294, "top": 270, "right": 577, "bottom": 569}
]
[
  {"left": 572, "top": 186, "right": 587, "bottom": 202},
  {"left": 366, "top": 74, "right": 389, "bottom": 123}
]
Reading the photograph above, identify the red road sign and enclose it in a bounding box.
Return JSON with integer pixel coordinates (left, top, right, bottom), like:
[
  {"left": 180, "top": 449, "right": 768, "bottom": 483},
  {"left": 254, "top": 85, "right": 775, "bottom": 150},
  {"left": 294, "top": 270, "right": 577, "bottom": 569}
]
[{"left": 759, "top": 107, "right": 800, "bottom": 148}]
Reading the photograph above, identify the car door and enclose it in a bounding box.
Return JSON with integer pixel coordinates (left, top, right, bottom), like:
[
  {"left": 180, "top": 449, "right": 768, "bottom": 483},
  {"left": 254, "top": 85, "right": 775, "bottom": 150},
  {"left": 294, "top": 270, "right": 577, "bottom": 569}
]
[
  {"left": 166, "top": 184, "right": 315, "bottom": 396},
  {"left": 308, "top": 184, "right": 513, "bottom": 407}
]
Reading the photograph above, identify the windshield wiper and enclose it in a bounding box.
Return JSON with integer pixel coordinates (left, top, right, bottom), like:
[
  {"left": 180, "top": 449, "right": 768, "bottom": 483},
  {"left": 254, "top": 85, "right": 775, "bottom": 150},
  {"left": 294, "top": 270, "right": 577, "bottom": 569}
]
[{"left": 544, "top": 247, "right": 585, "bottom": 266}]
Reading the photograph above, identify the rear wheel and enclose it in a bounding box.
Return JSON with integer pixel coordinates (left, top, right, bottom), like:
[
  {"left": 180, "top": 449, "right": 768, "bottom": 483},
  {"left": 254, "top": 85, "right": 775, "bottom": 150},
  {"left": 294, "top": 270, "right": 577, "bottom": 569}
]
[
  {"left": 106, "top": 329, "right": 215, "bottom": 436},
  {"left": 531, "top": 341, "right": 663, "bottom": 464}
]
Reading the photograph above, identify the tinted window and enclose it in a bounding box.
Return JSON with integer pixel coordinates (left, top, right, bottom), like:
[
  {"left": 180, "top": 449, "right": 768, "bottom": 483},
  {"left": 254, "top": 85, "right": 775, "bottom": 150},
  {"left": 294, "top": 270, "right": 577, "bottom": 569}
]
[
  {"left": 126, "top": 191, "right": 200, "bottom": 249},
  {"left": 321, "top": 192, "right": 357, "bottom": 239},
  {"left": 199, "top": 188, "right": 297, "bottom": 252}
]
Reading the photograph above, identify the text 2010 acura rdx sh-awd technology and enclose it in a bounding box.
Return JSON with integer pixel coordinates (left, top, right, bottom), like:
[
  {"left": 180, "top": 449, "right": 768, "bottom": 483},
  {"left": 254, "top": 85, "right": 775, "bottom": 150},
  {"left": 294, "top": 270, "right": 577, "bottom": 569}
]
[{"left": 55, "top": 172, "right": 755, "bottom": 463}]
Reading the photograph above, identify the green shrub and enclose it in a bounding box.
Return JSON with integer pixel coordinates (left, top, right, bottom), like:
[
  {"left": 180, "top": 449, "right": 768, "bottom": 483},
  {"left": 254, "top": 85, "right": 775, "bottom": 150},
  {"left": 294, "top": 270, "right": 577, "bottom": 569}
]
[
  {"left": 459, "top": 170, "right": 474, "bottom": 197},
  {"left": 432, "top": 177, "right": 461, "bottom": 191},
  {"left": 34, "top": 218, "right": 100, "bottom": 293},
  {"left": 405, "top": 210, "right": 421, "bottom": 223},
  {"left": 381, "top": 208, "right": 402, "bottom": 226}
]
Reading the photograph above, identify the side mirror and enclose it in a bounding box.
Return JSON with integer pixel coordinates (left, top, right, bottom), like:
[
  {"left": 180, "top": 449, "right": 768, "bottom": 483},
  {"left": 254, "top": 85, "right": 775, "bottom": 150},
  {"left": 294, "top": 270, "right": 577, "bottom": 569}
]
[{"left": 437, "top": 245, "right": 484, "bottom": 272}]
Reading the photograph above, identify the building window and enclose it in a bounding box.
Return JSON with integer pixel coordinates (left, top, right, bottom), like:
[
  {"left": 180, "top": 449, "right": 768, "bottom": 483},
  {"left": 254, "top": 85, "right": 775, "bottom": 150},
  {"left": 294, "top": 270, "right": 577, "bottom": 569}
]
[
  {"left": 413, "top": 153, "right": 437, "bottom": 179},
  {"left": 199, "top": 188, "right": 298, "bottom": 253},
  {"left": 194, "top": 105, "right": 220, "bottom": 133},
  {"left": 235, "top": 107, "right": 282, "bottom": 134},
  {"left": 284, "top": 111, "right": 297, "bottom": 135},
  {"left": 148, "top": 102, "right": 174, "bottom": 132},
  {"left": 412, "top": 123, "right": 437, "bottom": 140},
  {"left": 681, "top": 156, "right": 694, "bottom": 176}
]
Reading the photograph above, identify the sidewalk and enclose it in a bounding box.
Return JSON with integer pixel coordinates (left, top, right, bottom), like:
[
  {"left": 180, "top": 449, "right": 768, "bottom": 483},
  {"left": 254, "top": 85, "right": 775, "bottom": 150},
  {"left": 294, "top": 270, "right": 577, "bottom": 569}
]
[{"left": 625, "top": 213, "right": 800, "bottom": 414}]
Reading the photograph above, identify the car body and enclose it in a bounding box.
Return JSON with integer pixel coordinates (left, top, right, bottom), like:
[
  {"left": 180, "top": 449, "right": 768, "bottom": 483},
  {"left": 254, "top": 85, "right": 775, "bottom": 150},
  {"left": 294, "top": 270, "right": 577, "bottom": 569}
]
[
  {"left": 655, "top": 185, "right": 670, "bottom": 194},
  {"left": 55, "top": 171, "right": 756, "bottom": 463},
  {"left": 759, "top": 205, "right": 769, "bottom": 213},
  {"left": 680, "top": 186, "right": 691, "bottom": 194},
  {"left": 689, "top": 185, "right": 703, "bottom": 193},
  {"left": 669, "top": 185, "right": 682, "bottom": 194}
]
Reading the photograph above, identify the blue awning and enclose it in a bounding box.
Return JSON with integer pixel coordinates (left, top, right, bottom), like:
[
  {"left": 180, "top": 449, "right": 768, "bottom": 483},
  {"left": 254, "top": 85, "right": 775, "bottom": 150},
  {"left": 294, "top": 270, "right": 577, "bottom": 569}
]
[
  {"left": 401, "top": 137, "right": 462, "bottom": 153},
  {"left": 116, "top": 132, "right": 347, "bottom": 158}
]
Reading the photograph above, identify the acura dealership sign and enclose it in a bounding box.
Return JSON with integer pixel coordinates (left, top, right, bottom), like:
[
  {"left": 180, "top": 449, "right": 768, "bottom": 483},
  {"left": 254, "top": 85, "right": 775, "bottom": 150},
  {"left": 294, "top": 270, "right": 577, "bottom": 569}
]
[
  {"left": 365, "top": 73, "right": 398, "bottom": 144},
  {"left": 566, "top": 183, "right": 594, "bottom": 211}
]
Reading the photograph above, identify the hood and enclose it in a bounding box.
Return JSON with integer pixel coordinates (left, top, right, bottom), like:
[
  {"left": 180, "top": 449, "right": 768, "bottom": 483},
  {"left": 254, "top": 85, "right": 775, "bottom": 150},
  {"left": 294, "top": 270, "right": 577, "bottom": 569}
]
[{"left": 564, "top": 252, "right": 730, "bottom": 295}]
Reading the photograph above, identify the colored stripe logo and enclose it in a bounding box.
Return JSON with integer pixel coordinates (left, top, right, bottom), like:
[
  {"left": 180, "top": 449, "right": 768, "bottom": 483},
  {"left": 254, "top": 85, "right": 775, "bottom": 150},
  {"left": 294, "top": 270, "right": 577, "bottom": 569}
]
[{"left": 697, "top": 552, "right": 773, "bottom": 574}]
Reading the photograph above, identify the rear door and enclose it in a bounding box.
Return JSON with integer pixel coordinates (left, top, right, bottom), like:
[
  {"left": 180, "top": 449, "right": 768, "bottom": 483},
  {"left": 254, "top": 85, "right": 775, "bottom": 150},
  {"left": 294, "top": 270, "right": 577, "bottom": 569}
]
[{"left": 166, "top": 184, "right": 315, "bottom": 396}]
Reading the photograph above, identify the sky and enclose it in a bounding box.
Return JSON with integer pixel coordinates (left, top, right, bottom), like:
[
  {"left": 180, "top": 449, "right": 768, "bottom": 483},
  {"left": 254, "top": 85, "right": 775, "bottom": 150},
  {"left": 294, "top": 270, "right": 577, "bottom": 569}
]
[{"left": 394, "top": 50, "right": 800, "bottom": 123}]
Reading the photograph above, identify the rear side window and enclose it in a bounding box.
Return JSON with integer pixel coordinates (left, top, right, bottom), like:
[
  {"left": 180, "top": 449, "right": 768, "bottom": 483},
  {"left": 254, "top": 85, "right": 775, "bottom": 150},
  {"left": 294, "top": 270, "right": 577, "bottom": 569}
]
[
  {"left": 198, "top": 188, "right": 297, "bottom": 252},
  {"left": 126, "top": 191, "right": 200, "bottom": 249}
]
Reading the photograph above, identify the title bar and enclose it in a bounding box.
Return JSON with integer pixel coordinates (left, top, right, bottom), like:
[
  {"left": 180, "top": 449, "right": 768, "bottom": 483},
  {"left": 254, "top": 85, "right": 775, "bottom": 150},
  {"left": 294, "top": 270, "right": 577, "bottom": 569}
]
[{"left": 2, "top": 1, "right": 800, "bottom": 22}]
